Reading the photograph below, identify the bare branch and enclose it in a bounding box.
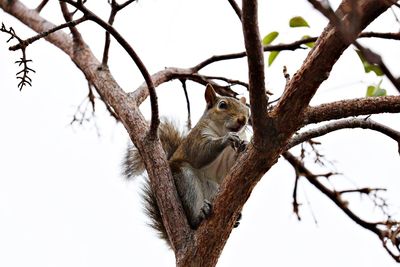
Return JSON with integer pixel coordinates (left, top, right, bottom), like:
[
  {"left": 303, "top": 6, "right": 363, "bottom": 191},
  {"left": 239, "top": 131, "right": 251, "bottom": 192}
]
[
  {"left": 289, "top": 118, "right": 400, "bottom": 152},
  {"left": 304, "top": 96, "right": 400, "bottom": 125},
  {"left": 227, "top": 0, "right": 242, "bottom": 20},
  {"left": 102, "top": 0, "right": 136, "bottom": 66},
  {"left": 59, "top": 1, "right": 84, "bottom": 44},
  {"left": 242, "top": 0, "right": 269, "bottom": 146},
  {"left": 338, "top": 187, "right": 387, "bottom": 195},
  {"left": 308, "top": 0, "right": 400, "bottom": 93},
  {"left": 130, "top": 67, "right": 240, "bottom": 106},
  {"left": 1, "top": 23, "right": 35, "bottom": 90},
  {"left": 292, "top": 173, "right": 302, "bottom": 221},
  {"left": 9, "top": 16, "right": 88, "bottom": 51},
  {"left": 35, "top": 0, "right": 49, "bottom": 13},
  {"left": 354, "top": 41, "right": 400, "bottom": 94},
  {"left": 1, "top": 0, "right": 189, "bottom": 251},
  {"left": 180, "top": 79, "right": 192, "bottom": 130},
  {"left": 271, "top": 0, "right": 394, "bottom": 136},
  {"left": 283, "top": 151, "right": 400, "bottom": 262},
  {"left": 61, "top": 0, "right": 160, "bottom": 138}
]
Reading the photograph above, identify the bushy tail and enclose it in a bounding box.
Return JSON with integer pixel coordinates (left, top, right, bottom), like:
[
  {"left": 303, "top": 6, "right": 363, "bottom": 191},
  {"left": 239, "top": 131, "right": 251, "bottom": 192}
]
[
  {"left": 122, "top": 120, "right": 185, "bottom": 247},
  {"left": 123, "top": 120, "right": 185, "bottom": 178}
]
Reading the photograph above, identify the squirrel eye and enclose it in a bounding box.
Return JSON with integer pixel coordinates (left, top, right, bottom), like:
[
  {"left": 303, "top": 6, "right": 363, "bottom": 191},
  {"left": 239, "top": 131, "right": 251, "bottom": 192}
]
[{"left": 218, "top": 101, "right": 228, "bottom": 110}]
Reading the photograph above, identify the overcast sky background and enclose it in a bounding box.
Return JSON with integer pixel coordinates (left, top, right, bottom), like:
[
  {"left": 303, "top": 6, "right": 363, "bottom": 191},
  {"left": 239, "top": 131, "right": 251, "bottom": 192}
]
[{"left": 1, "top": 0, "right": 400, "bottom": 266}]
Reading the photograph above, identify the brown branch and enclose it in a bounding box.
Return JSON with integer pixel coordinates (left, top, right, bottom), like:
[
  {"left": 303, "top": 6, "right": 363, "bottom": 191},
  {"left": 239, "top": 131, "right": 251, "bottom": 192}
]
[
  {"left": 354, "top": 41, "right": 400, "bottom": 94},
  {"left": 61, "top": 0, "right": 160, "bottom": 138},
  {"left": 360, "top": 31, "right": 400, "bottom": 40},
  {"left": 180, "top": 79, "right": 192, "bottom": 130},
  {"left": 283, "top": 151, "right": 400, "bottom": 262},
  {"left": 130, "top": 67, "right": 239, "bottom": 106},
  {"left": 242, "top": 0, "right": 269, "bottom": 146},
  {"left": 0, "top": 0, "right": 189, "bottom": 252},
  {"left": 35, "top": 0, "right": 49, "bottom": 13},
  {"left": 1, "top": 23, "right": 35, "bottom": 90},
  {"left": 272, "top": 0, "right": 394, "bottom": 136},
  {"left": 191, "top": 31, "right": 400, "bottom": 72},
  {"left": 102, "top": 0, "right": 136, "bottom": 66},
  {"left": 288, "top": 118, "right": 400, "bottom": 153},
  {"left": 338, "top": 187, "right": 387, "bottom": 195},
  {"left": 201, "top": 75, "right": 249, "bottom": 89},
  {"left": 9, "top": 16, "right": 88, "bottom": 51},
  {"left": 292, "top": 173, "right": 302, "bottom": 221},
  {"left": 59, "top": 1, "right": 84, "bottom": 44},
  {"left": 304, "top": 96, "right": 400, "bottom": 125},
  {"left": 308, "top": 0, "right": 400, "bottom": 93},
  {"left": 227, "top": 0, "right": 242, "bottom": 20}
]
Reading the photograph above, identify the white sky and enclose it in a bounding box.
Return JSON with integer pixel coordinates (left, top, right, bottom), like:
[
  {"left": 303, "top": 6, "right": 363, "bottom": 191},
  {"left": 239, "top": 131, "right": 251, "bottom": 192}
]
[{"left": 1, "top": 0, "right": 400, "bottom": 266}]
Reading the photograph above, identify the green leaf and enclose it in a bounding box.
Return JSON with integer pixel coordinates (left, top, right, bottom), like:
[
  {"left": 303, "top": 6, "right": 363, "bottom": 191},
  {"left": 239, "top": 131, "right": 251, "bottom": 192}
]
[
  {"left": 365, "top": 65, "right": 384, "bottom": 76},
  {"left": 302, "top": 35, "right": 315, "bottom": 48},
  {"left": 262, "top": 31, "right": 279, "bottom": 46},
  {"left": 289, "top": 16, "right": 310, "bottom": 28},
  {"left": 366, "top": 81, "right": 387, "bottom": 97},
  {"left": 366, "top": 85, "right": 376, "bottom": 97},
  {"left": 355, "top": 50, "right": 384, "bottom": 76},
  {"left": 374, "top": 88, "right": 387, "bottom": 96},
  {"left": 268, "top": 51, "right": 280, "bottom": 66}
]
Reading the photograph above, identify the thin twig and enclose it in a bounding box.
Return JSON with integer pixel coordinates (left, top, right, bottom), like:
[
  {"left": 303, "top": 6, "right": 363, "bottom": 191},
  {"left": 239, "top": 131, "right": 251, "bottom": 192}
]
[
  {"left": 1, "top": 23, "right": 35, "bottom": 90},
  {"left": 9, "top": 16, "right": 88, "bottom": 51},
  {"left": 227, "top": 0, "right": 242, "bottom": 20},
  {"left": 60, "top": 1, "right": 84, "bottom": 44},
  {"left": 180, "top": 79, "right": 192, "bottom": 130},
  {"left": 283, "top": 151, "right": 400, "bottom": 262},
  {"left": 288, "top": 118, "right": 400, "bottom": 152},
  {"left": 62, "top": 0, "right": 160, "bottom": 137},
  {"left": 354, "top": 41, "right": 400, "bottom": 94},
  {"left": 292, "top": 173, "right": 301, "bottom": 221},
  {"left": 102, "top": 0, "right": 137, "bottom": 66},
  {"left": 35, "top": 0, "right": 49, "bottom": 13}
]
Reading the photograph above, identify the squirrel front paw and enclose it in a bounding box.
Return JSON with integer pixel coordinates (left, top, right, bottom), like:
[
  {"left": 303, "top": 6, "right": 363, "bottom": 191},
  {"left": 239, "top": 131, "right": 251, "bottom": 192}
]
[{"left": 224, "top": 132, "right": 242, "bottom": 150}]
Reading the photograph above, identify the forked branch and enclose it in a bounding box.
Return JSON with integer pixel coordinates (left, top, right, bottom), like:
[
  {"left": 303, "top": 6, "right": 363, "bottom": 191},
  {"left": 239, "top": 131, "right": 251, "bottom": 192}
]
[{"left": 283, "top": 151, "right": 400, "bottom": 262}]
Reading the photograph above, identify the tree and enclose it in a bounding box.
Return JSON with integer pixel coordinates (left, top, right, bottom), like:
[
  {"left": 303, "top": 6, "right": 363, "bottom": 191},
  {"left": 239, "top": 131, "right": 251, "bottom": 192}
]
[{"left": 1, "top": 0, "right": 400, "bottom": 266}]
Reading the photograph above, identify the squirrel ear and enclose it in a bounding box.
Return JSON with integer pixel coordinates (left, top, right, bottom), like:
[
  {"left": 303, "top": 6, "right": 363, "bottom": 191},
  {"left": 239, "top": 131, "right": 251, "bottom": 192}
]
[
  {"left": 239, "top": 97, "right": 247, "bottom": 105},
  {"left": 205, "top": 84, "right": 217, "bottom": 108}
]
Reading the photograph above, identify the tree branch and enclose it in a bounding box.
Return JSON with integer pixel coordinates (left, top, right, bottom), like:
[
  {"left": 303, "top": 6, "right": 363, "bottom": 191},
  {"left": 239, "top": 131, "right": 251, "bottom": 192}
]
[
  {"left": 273, "top": 0, "right": 393, "bottom": 136},
  {"left": 59, "top": 1, "right": 84, "bottom": 44},
  {"left": 354, "top": 41, "right": 400, "bottom": 94},
  {"left": 304, "top": 96, "right": 400, "bottom": 125},
  {"left": 9, "top": 16, "right": 88, "bottom": 51},
  {"left": 61, "top": 0, "right": 160, "bottom": 137},
  {"left": 227, "top": 0, "right": 242, "bottom": 20},
  {"left": 35, "top": 0, "right": 49, "bottom": 13},
  {"left": 288, "top": 118, "right": 400, "bottom": 153},
  {"left": 0, "top": 0, "right": 189, "bottom": 252},
  {"left": 241, "top": 0, "right": 269, "bottom": 146},
  {"left": 102, "top": 0, "right": 136, "bottom": 66},
  {"left": 283, "top": 151, "right": 400, "bottom": 262}
]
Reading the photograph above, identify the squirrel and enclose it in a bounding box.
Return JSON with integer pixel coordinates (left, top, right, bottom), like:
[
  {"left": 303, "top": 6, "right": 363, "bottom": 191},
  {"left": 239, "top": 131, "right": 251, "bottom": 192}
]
[{"left": 123, "top": 84, "right": 249, "bottom": 245}]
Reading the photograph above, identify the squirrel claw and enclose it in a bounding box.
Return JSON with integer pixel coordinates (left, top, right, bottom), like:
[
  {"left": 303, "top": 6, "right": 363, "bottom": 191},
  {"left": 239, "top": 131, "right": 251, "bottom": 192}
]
[
  {"left": 237, "top": 140, "right": 248, "bottom": 153},
  {"left": 234, "top": 212, "right": 242, "bottom": 228},
  {"left": 200, "top": 199, "right": 212, "bottom": 219}
]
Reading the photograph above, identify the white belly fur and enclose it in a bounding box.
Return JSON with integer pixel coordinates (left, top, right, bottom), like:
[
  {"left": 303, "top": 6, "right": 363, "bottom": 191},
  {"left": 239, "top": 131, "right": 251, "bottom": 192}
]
[{"left": 198, "top": 146, "right": 238, "bottom": 184}]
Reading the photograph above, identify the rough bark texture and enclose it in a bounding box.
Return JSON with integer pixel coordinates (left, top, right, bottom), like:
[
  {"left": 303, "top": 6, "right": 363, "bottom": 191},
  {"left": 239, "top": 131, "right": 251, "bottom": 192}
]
[
  {"left": 0, "top": 0, "right": 190, "bottom": 252},
  {"left": 1, "top": 0, "right": 398, "bottom": 266}
]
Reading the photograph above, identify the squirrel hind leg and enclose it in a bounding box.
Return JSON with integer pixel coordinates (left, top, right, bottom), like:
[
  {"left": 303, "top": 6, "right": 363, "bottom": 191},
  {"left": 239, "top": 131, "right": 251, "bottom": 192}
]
[{"left": 172, "top": 164, "right": 211, "bottom": 229}]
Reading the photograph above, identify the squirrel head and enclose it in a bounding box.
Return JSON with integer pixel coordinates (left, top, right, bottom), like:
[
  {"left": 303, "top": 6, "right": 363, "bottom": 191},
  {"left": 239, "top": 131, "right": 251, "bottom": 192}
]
[{"left": 204, "top": 84, "right": 249, "bottom": 136}]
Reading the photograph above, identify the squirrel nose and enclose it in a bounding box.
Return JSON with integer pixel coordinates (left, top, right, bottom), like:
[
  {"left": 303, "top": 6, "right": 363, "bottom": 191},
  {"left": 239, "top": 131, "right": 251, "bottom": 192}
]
[{"left": 237, "top": 116, "right": 246, "bottom": 126}]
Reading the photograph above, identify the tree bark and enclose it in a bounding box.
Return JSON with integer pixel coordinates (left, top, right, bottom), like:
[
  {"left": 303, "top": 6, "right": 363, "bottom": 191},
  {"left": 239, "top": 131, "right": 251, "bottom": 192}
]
[{"left": 0, "top": 0, "right": 397, "bottom": 266}]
